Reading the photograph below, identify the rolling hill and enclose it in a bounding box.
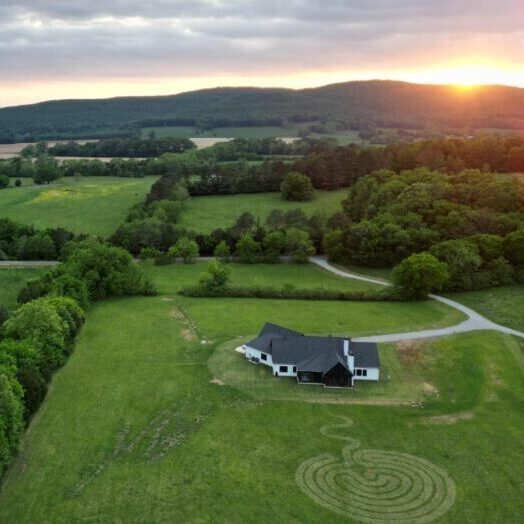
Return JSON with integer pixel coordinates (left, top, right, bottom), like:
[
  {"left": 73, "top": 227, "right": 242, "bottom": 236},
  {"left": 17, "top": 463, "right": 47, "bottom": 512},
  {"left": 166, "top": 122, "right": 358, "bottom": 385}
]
[{"left": 1, "top": 80, "right": 524, "bottom": 139}]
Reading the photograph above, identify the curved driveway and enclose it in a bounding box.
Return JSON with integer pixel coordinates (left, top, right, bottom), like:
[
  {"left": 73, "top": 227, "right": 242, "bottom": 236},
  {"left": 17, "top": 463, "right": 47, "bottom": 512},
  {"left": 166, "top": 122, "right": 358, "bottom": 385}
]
[{"left": 310, "top": 256, "right": 524, "bottom": 343}]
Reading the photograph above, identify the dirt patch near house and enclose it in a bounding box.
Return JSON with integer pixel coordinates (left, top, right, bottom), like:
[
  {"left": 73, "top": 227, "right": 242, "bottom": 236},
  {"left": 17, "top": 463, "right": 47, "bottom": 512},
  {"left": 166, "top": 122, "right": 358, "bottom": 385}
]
[
  {"left": 396, "top": 340, "right": 429, "bottom": 366},
  {"left": 423, "top": 382, "right": 439, "bottom": 397},
  {"left": 421, "top": 411, "right": 474, "bottom": 425},
  {"left": 169, "top": 308, "right": 198, "bottom": 341}
]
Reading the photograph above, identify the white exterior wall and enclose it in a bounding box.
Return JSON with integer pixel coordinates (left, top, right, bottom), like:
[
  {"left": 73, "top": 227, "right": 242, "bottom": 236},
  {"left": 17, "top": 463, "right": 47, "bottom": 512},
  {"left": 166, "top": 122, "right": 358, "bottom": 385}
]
[
  {"left": 271, "top": 363, "right": 297, "bottom": 377},
  {"left": 243, "top": 345, "right": 273, "bottom": 367},
  {"left": 353, "top": 367, "right": 380, "bottom": 381}
]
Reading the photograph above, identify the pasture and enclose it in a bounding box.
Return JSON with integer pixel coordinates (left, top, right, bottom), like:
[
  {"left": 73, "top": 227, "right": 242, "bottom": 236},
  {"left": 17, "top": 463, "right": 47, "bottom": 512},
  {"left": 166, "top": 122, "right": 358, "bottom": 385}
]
[
  {"left": 448, "top": 284, "right": 524, "bottom": 332},
  {"left": 178, "top": 189, "right": 348, "bottom": 232},
  {"left": 1, "top": 263, "right": 523, "bottom": 522},
  {"left": 0, "top": 176, "right": 157, "bottom": 237}
]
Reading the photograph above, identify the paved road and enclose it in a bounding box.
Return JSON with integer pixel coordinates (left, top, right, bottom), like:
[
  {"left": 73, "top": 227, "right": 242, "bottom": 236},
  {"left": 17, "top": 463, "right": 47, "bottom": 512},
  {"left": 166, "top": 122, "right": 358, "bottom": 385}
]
[
  {"left": 310, "top": 256, "right": 524, "bottom": 342},
  {"left": 0, "top": 260, "right": 59, "bottom": 268}
]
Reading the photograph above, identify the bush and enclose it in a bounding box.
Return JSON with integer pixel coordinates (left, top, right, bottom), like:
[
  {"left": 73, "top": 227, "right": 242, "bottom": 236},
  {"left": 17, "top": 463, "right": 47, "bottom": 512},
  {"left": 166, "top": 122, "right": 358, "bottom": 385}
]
[
  {"left": 168, "top": 237, "right": 199, "bottom": 263},
  {"left": 0, "top": 174, "right": 9, "bottom": 189},
  {"left": 213, "top": 240, "right": 231, "bottom": 261},
  {"left": 235, "top": 234, "right": 261, "bottom": 263},
  {"left": 181, "top": 284, "right": 398, "bottom": 301},
  {"left": 198, "top": 260, "right": 231, "bottom": 291},
  {"left": 14, "top": 179, "right": 22, "bottom": 187},
  {"left": 393, "top": 253, "right": 449, "bottom": 300}
]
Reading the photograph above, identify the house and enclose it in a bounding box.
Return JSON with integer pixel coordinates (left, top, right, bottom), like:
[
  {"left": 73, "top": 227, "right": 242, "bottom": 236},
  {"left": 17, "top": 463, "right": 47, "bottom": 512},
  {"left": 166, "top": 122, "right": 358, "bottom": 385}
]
[{"left": 243, "top": 323, "right": 380, "bottom": 388}]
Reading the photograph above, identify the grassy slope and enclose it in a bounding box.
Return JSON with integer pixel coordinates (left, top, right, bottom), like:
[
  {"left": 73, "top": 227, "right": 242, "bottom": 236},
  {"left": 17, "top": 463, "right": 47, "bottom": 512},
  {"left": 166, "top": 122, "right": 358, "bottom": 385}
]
[
  {"left": 0, "top": 268, "right": 46, "bottom": 311},
  {"left": 447, "top": 284, "right": 524, "bottom": 332},
  {"left": 0, "top": 177, "right": 157, "bottom": 237},
  {"left": 178, "top": 190, "right": 348, "bottom": 233},
  {"left": 1, "top": 264, "right": 522, "bottom": 522}
]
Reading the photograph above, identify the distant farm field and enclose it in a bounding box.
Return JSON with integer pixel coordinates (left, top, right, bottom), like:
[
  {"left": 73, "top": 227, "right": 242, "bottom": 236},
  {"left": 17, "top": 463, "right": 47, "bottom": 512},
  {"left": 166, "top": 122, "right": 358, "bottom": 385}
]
[
  {"left": 141, "top": 126, "right": 363, "bottom": 144},
  {"left": 178, "top": 189, "right": 348, "bottom": 232},
  {"left": 0, "top": 176, "right": 157, "bottom": 236},
  {"left": 1, "top": 261, "right": 523, "bottom": 522}
]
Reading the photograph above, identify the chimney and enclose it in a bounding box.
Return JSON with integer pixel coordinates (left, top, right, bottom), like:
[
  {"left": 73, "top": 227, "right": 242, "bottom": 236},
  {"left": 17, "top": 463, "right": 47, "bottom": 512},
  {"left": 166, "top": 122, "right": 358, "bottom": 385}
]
[{"left": 344, "top": 338, "right": 354, "bottom": 372}]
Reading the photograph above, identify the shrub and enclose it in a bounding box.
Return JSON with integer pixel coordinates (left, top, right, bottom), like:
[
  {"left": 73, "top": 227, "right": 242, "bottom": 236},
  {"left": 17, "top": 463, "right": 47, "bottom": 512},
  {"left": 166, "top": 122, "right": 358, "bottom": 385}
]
[
  {"left": 0, "top": 175, "right": 9, "bottom": 189},
  {"left": 14, "top": 179, "right": 22, "bottom": 188},
  {"left": 168, "top": 237, "right": 199, "bottom": 263},
  {"left": 49, "top": 274, "right": 90, "bottom": 310},
  {"left": 198, "top": 260, "right": 231, "bottom": 291},
  {"left": 213, "top": 240, "right": 231, "bottom": 261}
]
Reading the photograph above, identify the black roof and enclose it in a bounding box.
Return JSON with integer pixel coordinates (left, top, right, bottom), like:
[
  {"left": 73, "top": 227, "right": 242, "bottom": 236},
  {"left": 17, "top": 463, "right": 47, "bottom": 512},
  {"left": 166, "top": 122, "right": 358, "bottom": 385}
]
[{"left": 245, "top": 323, "right": 379, "bottom": 372}]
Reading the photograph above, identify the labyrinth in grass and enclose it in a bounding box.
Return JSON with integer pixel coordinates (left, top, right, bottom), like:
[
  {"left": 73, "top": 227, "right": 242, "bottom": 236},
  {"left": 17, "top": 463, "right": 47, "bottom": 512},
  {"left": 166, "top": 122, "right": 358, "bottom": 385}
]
[
  {"left": 1, "top": 264, "right": 523, "bottom": 522},
  {"left": 296, "top": 417, "right": 456, "bottom": 523}
]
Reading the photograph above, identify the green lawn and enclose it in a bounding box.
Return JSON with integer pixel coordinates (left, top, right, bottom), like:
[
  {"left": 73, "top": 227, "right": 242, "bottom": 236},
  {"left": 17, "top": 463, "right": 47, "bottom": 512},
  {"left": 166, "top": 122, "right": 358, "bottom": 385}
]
[
  {"left": 178, "top": 189, "right": 348, "bottom": 233},
  {"left": 1, "top": 262, "right": 523, "bottom": 522},
  {"left": 0, "top": 177, "right": 157, "bottom": 237},
  {"left": 143, "top": 261, "right": 383, "bottom": 295},
  {"left": 447, "top": 284, "right": 524, "bottom": 332},
  {"left": 0, "top": 268, "right": 46, "bottom": 312},
  {"left": 0, "top": 295, "right": 522, "bottom": 522}
]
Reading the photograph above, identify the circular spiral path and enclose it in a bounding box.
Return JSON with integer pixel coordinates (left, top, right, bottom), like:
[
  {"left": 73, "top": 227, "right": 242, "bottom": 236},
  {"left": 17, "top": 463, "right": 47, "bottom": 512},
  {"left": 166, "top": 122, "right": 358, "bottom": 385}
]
[{"left": 296, "top": 417, "right": 456, "bottom": 523}]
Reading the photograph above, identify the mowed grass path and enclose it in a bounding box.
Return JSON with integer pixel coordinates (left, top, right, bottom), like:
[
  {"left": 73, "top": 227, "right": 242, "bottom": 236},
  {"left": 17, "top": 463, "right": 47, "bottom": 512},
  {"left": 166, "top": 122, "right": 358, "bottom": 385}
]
[
  {"left": 178, "top": 190, "right": 348, "bottom": 233},
  {"left": 0, "top": 177, "right": 157, "bottom": 237},
  {"left": 0, "top": 268, "right": 46, "bottom": 311}
]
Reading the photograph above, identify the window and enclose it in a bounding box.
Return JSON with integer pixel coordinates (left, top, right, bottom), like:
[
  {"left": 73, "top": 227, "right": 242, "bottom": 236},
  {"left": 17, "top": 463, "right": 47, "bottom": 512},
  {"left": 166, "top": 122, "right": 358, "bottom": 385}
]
[
  {"left": 293, "top": 366, "right": 297, "bottom": 373},
  {"left": 356, "top": 369, "right": 362, "bottom": 376},
  {"left": 362, "top": 369, "right": 367, "bottom": 377},
  {"left": 260, "top": 353, "right": 267, "bottom": 361},
  {"left": 279, "top": 365, "right": 288, "bottom": 373}
]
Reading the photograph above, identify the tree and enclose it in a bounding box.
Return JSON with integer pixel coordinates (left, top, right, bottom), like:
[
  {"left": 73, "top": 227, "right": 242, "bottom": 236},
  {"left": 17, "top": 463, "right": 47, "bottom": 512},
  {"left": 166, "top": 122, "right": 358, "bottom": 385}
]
[
  {"left": 430, "top": 239, "right": 483, "bottom": 291},
  {"left": 284, "top": 228, "right": 315, "bottom": 264},
  {"left": 169, "top": 237, "right": 199, "bottom": 263},
  {"left": 235, "top": 234, "right": 261, "bottom": 263},
  {"left": 263, "top": 231, "right": 286, "bottom": 262},
  {"left": 0, "top": 340, "right": 47, "bottom": 417},
  {"left": 33, "top": 156, "right": 61, "bottom": 184},
  {"left": 503, "top": 229, "right": 524, "bottom": 267},
  {"left": 280, "top": 172, "right": 314, "bottom": 201},
  {"left": 0, "top": 367, "right": 23, "bottom": 474},
  {"left": 393, "top": 253, "right": 449, "bottom": 299},
  {"left": 3, "top": 298, "right": 68, "bottom": 376},
  {"left": 213, "top": 240, "right": 231, "bottom": 261},
  {"left": 16, "top": 233, "right": 56, "bottom": 260},
  {"left": 199, "top": 260, "right": 231, "bottom": 291}
]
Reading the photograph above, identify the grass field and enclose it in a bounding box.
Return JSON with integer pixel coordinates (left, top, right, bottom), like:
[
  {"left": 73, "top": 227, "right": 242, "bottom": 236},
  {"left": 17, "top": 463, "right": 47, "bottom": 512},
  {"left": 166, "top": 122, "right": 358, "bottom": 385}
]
[
  {"left": 447, "top": 284, "right": 524, "bottom": 332},
  {"left": 0, "top": 177, "right": 157, "bottom": 237},
  {"left": 178, "top": 189, "right": 348, "bottom": 232},
  {"left": 1, "top": 263, "right": 523, "bottom": 522},
  {"left": 0, "top": 268, "right": 46, "bottom": 312}
]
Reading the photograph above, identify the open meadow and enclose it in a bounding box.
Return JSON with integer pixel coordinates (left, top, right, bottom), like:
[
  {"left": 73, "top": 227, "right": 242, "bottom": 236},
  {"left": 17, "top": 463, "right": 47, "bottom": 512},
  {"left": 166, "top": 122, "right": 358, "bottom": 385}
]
[
  {"left": 0, "top": 176, "right": 157, "bottom": 237},
  {"left": 1, "top": 262, "right": 523, "bottom": 522},
  {"left": 178, "top": 189, "right": 349, "bottom": 232}
]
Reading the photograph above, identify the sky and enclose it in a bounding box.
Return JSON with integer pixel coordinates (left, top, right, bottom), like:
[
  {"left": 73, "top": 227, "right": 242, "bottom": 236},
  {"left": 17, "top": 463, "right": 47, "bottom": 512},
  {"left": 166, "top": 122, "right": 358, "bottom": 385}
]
[{"left": 1, "top": 0, "right": 524, "bottom": 108}]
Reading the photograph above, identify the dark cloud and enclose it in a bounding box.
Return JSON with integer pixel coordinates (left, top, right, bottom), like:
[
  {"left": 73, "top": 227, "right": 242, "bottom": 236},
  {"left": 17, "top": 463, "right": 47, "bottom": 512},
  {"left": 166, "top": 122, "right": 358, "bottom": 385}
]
[{"left": 1, "top": 0, "right": 523, "bottom": 82}]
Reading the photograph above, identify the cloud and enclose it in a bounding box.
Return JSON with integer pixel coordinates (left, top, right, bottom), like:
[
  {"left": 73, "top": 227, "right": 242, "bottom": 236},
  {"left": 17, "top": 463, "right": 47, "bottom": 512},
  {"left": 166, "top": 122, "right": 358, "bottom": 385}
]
[{"left": 1, "top": 1, "right": 523, "bottom": 86}]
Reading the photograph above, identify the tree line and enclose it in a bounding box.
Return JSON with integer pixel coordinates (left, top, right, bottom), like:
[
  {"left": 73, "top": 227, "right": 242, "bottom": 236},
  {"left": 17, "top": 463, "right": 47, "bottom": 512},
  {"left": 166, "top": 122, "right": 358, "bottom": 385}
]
[{"left": 0, "top": 239, "right": 156, "bottom": 476}]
